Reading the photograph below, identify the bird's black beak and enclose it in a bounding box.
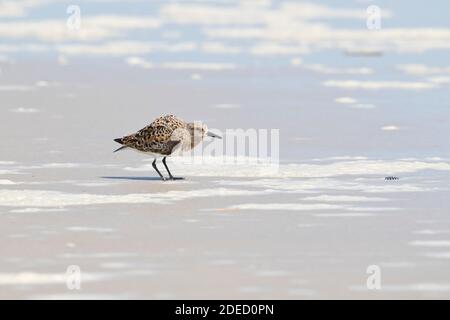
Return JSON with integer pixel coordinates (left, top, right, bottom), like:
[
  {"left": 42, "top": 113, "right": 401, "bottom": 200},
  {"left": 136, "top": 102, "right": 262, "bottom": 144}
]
[{"left": 206, "top": 131, "right": 222, "bottom": 139}]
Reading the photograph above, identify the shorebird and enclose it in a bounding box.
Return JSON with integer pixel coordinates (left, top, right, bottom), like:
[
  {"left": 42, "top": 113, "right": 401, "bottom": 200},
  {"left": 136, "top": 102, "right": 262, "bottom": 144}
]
[{"left": 114, "top": 115, "right": 221, "bottom": 181}]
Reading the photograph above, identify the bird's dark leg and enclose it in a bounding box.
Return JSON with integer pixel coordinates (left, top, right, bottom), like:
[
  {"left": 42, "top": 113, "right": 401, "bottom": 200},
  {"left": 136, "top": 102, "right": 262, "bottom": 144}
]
[
  {"left": 162, "top": 157, "right": 174, "bottom": 179},
  {"left": 152, "top": 159, "right": 166, "bottom": 181},
  {"left": 162, "top": 157, "right": 184, "bottom": 180}
]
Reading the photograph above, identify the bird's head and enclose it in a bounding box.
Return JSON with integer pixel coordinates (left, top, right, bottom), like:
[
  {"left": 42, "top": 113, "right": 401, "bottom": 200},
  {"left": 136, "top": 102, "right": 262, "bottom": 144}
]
[{"left": 187, "top": 122, "right": 222, "bottom": 140}]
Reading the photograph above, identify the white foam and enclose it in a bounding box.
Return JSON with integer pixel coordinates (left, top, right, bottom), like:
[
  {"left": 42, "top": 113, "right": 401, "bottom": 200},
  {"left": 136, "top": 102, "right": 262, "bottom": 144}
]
[
  {"left": 302, "top": 195, "right": 387, "bottom": 202},
  {"left": 313, "top": 213, "right": 375, "bottom": 217},
  {"left": 0, "top": 161, "right": 15, "bottom": 165},
  {"left": 129, "top": 157, "right": 450, "bottom": 178},
  {"left": 350, "top": 283, "right": 450, "bottom": 292},
  {"left": 250, "top": 42, "right": 308, "bottom": 55},
  {"left": 323, "top": 80, "right": 437, "bottom": 90},
  {"left": 217, "top": 178, "right": 436, "bottom": 194},
  {"left": 213, "top": 103, "right": 241, "bottom": 109},
  {"left": 8, "top": 208, "right": 67, "bottom": 213},
  {"left": 381, "top": 125, "right": 400, "bottom": 131},
  {"left": 0, "top": 1, "right": 30, "bottom": 17},
  {"left": 125, "top": 56, "right": 153, "bottom": 69},
  {"left": 66, "top": 226, "right": 116, "bottom": 233},
  {"left": 409, "top": 240, "right": 450, "bottom": 247},
  {"left": 306, "top": 64, "right": 372, "bottom": 75},
  {"left": 161, "top": 61, "right": 236, "bottom": 71},
  {"left": 61, "top": 252, "right": 138, "bottom": 259},
  {"left": 35, "top": 80, "right": 59, "bottom": 88},
  {"left": 41, "top": 163, "right": 81, "bottom": 168},
  {"left": 9, "top": 107, "right": 39, "bottom": 113},
  {"left": 74, "top": 182, "right": 118, "bottom": 187},
  {"left": 397, "top": 64, "right": 450, "bottom": 76},
  {"left": 0, "top": 272, "right": 110, "bottom": 285},
  {"left": 162, "top": 2, "right": 385, "bottom": 25},
  {"left": 0, "top": 16, "right": 161, "bottom": 42},
  {"left": 347, "top": 206, "right": 399, "bottom": 212},
  {"left": 311, "top": 156, "right": 369, "bottom": 161},
  {"left": 0, "top": 188, "right": 263, "bottom": 208},
  {"left": 335, "top": 97, "right": 357, "bottom": 104},
  {"left": 99, "top": 262, "right": 133, "bottom": 269},
  {"left": 1, "top": 1, "right": 449, "bottom": 59},
  {"left": 58, "top": 41, "right": 195, "bottom": 56},
  {"left": 0, "top": 179, "right": 16, "bottom": 185},
  {"left": 227, "top": 203, "right": 343, "bottom": 211},
  {"left": 424, "top": 252, "right": 450, "bottom": 259},
  {"left": 414, "top": 230, "right": 450, "bottom": 235},
  {"left": 350, "top": 104, "right": 376, "bottom": 109}
]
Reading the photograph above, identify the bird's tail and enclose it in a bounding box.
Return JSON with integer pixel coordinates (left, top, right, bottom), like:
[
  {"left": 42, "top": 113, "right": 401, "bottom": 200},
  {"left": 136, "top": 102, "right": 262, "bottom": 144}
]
[
  {"left": 113, "top": 145, "right": 127, "bottom": 153},
  {"left": 113, "top": 138, "right": 127, "bottom": 153}
]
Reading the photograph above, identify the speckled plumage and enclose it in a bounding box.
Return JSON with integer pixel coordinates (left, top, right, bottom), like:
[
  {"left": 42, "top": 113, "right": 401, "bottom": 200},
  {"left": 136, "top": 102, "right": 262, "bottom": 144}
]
[{"left": 114, "top": 115, "right": 188, "bottom": 155}]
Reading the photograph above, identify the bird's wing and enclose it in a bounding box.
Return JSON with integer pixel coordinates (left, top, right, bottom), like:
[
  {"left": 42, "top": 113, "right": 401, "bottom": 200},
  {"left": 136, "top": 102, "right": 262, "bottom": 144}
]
[
  {"left": 138, "top": 124, "right": 173, "bottom": 143},
  {"left": 158, "top": 139, "right": 182, "bottom": 155},
  {"left": 121, "top": 124, "right": 178, "bottom": 154},
  {"left": 147, "top": 115, "right": 183, "bottom": 129},
  {"left": 115, "top": 115, "right": 187, "bottom": 154}
]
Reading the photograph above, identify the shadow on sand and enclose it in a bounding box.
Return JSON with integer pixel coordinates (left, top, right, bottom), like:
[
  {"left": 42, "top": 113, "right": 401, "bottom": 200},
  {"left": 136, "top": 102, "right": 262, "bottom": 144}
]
[{"left": 101, "top": 176, "right": 162, "bottom": 181}]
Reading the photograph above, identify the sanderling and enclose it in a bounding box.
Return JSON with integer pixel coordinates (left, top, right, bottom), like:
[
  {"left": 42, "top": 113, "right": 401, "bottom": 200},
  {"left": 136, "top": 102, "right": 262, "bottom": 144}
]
[{"left": 114, "top": 114, "right": 221, "bottom": 181}]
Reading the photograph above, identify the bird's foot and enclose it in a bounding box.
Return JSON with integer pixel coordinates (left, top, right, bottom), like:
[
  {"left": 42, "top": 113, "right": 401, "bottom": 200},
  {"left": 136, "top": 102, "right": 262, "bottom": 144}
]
[{"left": 169, "top": 176, "right": 185, "bottom": 180}]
